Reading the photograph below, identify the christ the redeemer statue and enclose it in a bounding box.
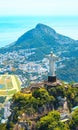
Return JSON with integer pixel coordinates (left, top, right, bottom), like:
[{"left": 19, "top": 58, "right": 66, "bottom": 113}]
[{"left": 47, "top": 52, "right": 58, "bottom": 82}]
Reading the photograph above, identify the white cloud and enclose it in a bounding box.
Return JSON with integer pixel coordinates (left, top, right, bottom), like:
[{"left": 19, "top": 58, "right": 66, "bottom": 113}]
[{"left": 0, "top": 0, "right": 78, "bottom": 16}]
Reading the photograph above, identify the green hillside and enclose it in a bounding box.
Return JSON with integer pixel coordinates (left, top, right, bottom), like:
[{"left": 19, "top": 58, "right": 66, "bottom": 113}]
[{"left": 1, "top": 80, "right": 78, "bottom": 130}]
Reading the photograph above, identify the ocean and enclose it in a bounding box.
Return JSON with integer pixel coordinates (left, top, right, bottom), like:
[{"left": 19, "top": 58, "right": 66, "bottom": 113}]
[{"left": 0, "top": 16, "right": 78, "bottom": 48}]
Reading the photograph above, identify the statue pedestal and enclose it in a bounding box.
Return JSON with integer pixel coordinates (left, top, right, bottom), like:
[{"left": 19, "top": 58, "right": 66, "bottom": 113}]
[{"left": 48, "top": 76, "right": 56, "bottom": 82}]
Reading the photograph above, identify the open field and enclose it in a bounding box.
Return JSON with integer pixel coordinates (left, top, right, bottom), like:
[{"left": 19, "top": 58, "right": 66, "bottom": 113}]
[{"left": 0, "top": 74, "right": 21, "bottom": 97}]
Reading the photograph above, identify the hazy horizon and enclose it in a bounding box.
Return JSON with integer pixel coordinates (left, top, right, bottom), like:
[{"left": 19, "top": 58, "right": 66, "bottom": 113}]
[
  {"left": 0, "top": 0, "right": 78, "bottom": 16},
  {"left": 0, "top": 0, "right": 78, "bottom": 47}
]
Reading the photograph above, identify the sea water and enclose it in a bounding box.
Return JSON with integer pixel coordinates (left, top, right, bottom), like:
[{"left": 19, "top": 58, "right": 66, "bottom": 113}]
[{"left": 0, "top": 16, "right": 78, "bottom": 48}]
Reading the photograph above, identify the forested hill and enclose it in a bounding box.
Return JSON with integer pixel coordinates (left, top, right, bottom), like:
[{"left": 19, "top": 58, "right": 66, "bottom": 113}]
[
  {"left": 0, "top": 23, "right": 77, "bottom": 53},
  {"left": 0, "top": 81, "right": 78, "bottom": 130}
]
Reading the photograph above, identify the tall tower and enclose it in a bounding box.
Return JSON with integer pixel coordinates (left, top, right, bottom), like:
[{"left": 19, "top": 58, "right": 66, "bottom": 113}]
[{"left": 47, "top": 52, "right": 58, "bottom": 82}]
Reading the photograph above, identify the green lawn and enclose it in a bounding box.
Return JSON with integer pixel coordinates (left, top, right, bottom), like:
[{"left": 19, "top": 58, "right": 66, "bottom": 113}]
[
  {"left": 0, "top": 74, "right": 21, "bottom": 96},
  {"left": 14, "top": 75, "right": 21, "bottom": 90},
  {"left": 7, "top": 89, "right": 17, "bottom": 95}
]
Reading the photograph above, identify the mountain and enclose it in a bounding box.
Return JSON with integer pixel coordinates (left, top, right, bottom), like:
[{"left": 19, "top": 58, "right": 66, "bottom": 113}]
[
  {"left": 0, "top": 23, "right": 78, "bottom": 82},
  {"left": 0, "top": 23, "right": 76, "bottom": 52},
  {"left": 15, "top": 23, "right": 74, "bottom": 48}
]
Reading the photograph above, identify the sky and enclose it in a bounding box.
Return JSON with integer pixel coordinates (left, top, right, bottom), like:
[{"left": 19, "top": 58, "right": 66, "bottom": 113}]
[
  {"left": 0, "top": 0, "right": 78, "bottom": 16},
  {"left": 0, "top": 0, "right": 78, "bottom": 47}
]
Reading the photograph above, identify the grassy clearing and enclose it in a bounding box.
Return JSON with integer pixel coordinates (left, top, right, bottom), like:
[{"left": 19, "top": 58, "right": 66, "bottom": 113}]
[
  {"left": 0, "top": 75, "right": 21, "bottom": 97},
  {"left": 7, "top": 89, "right": 17, "bottom": 95},
  {"left": 0, "top": 91, "right": 6, "bottom": 96},
  {"left": 14, "top": 75, "right": 21, "bottom": 90}
]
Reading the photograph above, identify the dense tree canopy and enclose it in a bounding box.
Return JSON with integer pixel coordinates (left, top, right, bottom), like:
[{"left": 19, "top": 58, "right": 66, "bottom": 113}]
[
  {"left": 69, "top": 109, "right": 78, "bottom": 130},
  {"left": 1, "top": 82, "right": 78, "bottom": 130},
  {"left": 36, "top": 111, "right": 69, "bottom": 130}
]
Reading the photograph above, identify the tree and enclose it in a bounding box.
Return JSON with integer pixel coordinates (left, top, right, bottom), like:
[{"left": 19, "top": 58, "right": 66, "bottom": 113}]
[
  {"left": 0, "top": 124, "right": 7, "bottom": 130},
  {"left": 32, "top": 87, "right": 54, "bottom": 106},
  {"left": 69, "top": 108, "right": 78, "bottom": 130},
  {"left": 36, "top": 111, "right": 69, "bottom": 130}
]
